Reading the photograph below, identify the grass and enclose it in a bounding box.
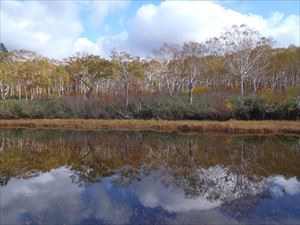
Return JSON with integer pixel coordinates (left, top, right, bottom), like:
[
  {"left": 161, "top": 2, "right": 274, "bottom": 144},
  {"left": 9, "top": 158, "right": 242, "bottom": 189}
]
[{"left": 0, "top": 119, "right": 299, "bottom": 135}]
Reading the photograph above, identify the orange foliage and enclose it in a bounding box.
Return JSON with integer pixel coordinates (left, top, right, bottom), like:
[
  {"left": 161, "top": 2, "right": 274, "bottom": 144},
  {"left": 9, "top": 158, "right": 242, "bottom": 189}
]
[
  {"left": 232, "top": 87, "right": 240, "bottom": 94},
  {"left": 193, "top": 86, "right": 211, "bottom": 95},
  {"left": 224, "top": 102, "right": 234, "bottom": 112},
  {"left": 258, "top": 88, "right": 273, "bottom": 95},
  {"left": 260, "top": 90, "right": 289, "bottom": 105}
]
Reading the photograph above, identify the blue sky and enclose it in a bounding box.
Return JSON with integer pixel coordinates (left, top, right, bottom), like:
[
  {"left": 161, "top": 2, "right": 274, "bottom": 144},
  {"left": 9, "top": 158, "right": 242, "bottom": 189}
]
[
  {"left": 81, "top": 0, "right": 300, "bottom": 41},
  {"left": 219, "top": 0, "right": 299, "bottom": 16},
  {"left": 80, "top": 1, "right": 162, "bottom": 41},
  {"left": 1, "top": 0, "right": 299, "bottom": 59}
]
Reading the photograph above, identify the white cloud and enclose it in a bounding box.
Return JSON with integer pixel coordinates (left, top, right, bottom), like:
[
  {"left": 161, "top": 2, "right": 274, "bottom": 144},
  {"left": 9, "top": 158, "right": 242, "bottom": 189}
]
[
  {"left": 74, "top": 37, "right": 102, "bottom": 54},
  {"left": 134, "top": 180, "right": 222, "bottom": 213},
  {"left": 1, "top": 1, "right": 83, "bottom": 59},
  {"left": 271, "top": 176, "right": 300, "bottom": 196},
  {"left": 94, "top": 1, "right": 299, "bottom": 56},
  {"left": 84, "top": 1, "right": 129, "bottom": 29},
  {"left": 267, "top": 14, "right": 300, "bottom": 47},
  {"left": 96, "top": 31, "right": 129, "bottom": 57},
  {"left": 89, "top": 185, "right": 133, "bottom": 224},
  {"left": 0, "top": 167, "right": 131, "bottom": 225},
  {"left": 131, "top": 165, "right": 267, "bottom": 213},
  {"left": 125, "top": 1, "right": 299, "bottom": 54},
  {"left": 1, "top": 0, "right": 299, "bottom": 59},
  {"left": 0, "top": 167, "right": 82, "bottom": 225},
  {"left": 0, "top": 0, "right": 128, "bottom": 59}
]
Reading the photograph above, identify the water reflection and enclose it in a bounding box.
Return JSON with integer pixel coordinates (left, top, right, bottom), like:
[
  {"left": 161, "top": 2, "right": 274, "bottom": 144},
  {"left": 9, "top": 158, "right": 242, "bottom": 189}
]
[{"left": 0, "top": 129, "right": 299, "bottom": 225}]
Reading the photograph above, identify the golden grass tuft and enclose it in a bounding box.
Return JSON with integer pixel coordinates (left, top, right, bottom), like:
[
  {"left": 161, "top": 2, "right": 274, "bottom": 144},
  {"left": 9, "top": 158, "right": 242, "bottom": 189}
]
[{"left": 0, "top": 119, "right": 299, "bottom": 135}]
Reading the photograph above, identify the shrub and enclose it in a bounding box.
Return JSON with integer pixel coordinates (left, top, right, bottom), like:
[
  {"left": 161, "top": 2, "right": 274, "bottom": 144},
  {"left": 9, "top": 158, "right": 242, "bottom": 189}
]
[
  {"left": 141, "top": 95, "right": 189, "bottom": 119},
  {"left": 0, "top": 90, "right": 298, "bottom": 120},
  {"left": 232, "top": 95, "right": 265, "bottom": 119},
  {"left": 280, "top": 96, "right": 300, "bottom": 120},
  {"left": 0, "top": 100, "right": 31, "bottom": 119}
]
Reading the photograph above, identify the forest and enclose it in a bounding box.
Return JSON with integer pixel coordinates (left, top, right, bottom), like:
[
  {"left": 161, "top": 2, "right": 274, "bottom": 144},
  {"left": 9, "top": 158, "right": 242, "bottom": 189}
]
[{"left": 0, "top": 25, "right": 299, "bottom": 120}]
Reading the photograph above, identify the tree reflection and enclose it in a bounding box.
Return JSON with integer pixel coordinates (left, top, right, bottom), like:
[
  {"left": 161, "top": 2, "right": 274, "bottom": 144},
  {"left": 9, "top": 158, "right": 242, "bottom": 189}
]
[
  {"left": 0, "top": 170, "right": 10, "bottom": 186},
  {"left": 0, "top": 129, "right": 299, "bottom": 215},
  {"left": 111, "top": 134, "right": 142, "bottom": 187}
]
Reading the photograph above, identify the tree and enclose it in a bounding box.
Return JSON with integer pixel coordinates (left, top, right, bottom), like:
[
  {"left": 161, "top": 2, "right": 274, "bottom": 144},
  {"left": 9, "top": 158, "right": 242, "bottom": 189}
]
[
  {"left": 49, "top": 65, "right": 69, "bottom": 97},
  {"left": 153, "top": 43, "right": 181, "bottom": 95},
  {"left": 0, "top": 43, "right": 8, "bottom": 53},
  {"left": 207, "top": 25, "right": 272, "bottom": 96},
  {"left": 0, "top": 61, "right": 14, "bottom": 99},
  {"left": 142, "top": 59, "right": 163, "bottom": 94},
  {"left": 111, "top": 50, "right": 143, "bottom": 110},
  {"left": 270, "top": 46, "right": 300, "bottom": 90},
  {"left": 202, "top": 55, "right": 227, "bottom": 89},
  {"left": 0, "top": 43, "right": 9, "bottom": 62},
  {"left": 181, "top": 41, "right": 206, "bottom": 105},
  {"left": 65, "top": 53, "right": 112, "bottom": 98}
]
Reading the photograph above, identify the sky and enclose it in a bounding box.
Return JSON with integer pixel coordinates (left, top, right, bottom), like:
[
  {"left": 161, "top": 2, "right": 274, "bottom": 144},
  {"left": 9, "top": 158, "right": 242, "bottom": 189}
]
[{"left": 1, "top": 0, "right": 299, "bottom": 59}]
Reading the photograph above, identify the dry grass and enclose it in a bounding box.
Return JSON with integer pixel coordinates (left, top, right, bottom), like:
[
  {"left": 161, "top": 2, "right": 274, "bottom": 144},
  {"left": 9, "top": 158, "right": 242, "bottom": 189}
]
[{"left": 0, "top": 119, "right": 299, "bottom": 135}]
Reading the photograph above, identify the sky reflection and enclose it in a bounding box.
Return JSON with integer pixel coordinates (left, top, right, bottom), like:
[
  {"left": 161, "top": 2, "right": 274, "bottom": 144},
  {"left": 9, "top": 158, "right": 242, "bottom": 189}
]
[
  {"left": 1, "top": 130, "right": 299, "bottom": 225},
  {"left": 1, "top": 166, "right": 300, "bottom": 225}
]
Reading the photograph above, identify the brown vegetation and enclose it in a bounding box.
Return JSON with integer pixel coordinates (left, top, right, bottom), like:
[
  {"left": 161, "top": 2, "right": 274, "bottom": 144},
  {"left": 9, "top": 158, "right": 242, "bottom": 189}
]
[{"left": 0, "top": 119, "right": 299, "bottom": 135}]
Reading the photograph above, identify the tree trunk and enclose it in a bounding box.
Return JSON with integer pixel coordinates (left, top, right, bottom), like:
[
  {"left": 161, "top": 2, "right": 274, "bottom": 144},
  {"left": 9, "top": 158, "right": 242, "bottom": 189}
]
[
  {"left": 125, "top": 80, "right": 129, "bottom": 111},
  {"left": 240, "top": 78, "right": 244, "bottom": 97},
  {"left": 188, "top": 82, "right": 193, "bottom": 105},
  {"left": 253, "top": 78, "right": 258, "bottom": 94},
  {"left": 188, "top": 78, "right": 195, "bottom": 105},
  {"left": 86, "top": 86, "right": 93, "bottom": 98},
  {"left": 166, "top": 76, "right": 173, "bottom": 96}
]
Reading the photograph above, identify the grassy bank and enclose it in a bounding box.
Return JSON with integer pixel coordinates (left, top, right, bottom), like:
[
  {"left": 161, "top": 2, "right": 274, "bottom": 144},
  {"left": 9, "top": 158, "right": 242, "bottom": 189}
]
[
  {"left": 0, "top": 119, "right": 299, "bottom": 135},
  {"left": 0, "top": 90, "right": 299, "bottom": 120}
]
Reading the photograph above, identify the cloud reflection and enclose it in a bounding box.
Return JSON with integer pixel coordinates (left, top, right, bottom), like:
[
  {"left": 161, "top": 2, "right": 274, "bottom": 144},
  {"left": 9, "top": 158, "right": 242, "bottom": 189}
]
[{"left": 1, "top": 167, "right": 300, "bottom": 225}]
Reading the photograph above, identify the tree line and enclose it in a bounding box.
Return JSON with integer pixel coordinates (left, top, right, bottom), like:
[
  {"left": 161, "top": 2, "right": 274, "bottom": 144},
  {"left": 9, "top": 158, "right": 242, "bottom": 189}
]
[{"left": 0, "top": 25, "right": 299, "bottom": 109}]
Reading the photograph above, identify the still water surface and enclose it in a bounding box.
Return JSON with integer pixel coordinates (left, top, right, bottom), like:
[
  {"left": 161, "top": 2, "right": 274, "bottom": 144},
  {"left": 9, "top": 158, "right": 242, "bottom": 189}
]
[{"left": 0, "top": 129, "right": 300, "bottom": 225}]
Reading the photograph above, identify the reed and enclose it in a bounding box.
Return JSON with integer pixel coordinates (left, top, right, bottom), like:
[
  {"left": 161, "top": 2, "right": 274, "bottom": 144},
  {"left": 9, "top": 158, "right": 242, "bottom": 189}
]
[{"left": 0, "top": 119, "right": 299, "bottom": 135}]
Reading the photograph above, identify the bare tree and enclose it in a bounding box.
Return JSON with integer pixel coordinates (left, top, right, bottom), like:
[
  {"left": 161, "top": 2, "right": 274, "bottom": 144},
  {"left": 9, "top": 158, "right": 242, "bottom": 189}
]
[
  {"left": 153, "top": 43, "right": 181, "bottom": 95},
  {"left": 142, "top": 59, "right": 163, "bottom": 93},
  {"left": 207, "top": 25, "right": 272, "bottom": 96},
  {"left": 111, "top": 50, "right": 143, "bottom": 110},
  {"left": 181, "top": 41, "right": 206, "bottom": 105},
  {"left": 251, "top": 46, "right": 272, "bottom": 93}
]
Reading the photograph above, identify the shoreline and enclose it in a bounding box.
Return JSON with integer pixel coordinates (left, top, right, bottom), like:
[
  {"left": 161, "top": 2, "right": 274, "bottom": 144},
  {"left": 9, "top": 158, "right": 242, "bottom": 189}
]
[{"left": 0, "top": 119, "right": 299, "bottom": 135}]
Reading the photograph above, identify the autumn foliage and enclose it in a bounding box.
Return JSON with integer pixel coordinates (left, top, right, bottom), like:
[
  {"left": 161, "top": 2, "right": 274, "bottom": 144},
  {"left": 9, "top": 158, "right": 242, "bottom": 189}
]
[{"left": 0, "top": 25, "right": 299, "bottom": 120}]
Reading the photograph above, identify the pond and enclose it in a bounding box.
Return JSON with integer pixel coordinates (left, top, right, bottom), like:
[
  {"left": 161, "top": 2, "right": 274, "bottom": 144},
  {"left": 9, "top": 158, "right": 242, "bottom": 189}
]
[{"left": 0, "top": 129, "right": 300, "bottom": 225}]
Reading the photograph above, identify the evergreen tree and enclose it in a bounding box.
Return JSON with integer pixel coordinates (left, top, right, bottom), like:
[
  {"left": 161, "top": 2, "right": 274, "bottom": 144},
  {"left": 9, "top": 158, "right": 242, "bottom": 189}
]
[{"left": 0, "top": 43, "right": 8, "bottom": 53}]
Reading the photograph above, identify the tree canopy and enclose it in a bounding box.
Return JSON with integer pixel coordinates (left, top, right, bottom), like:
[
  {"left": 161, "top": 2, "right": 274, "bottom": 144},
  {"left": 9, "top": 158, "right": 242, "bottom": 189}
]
[{"left": 0, "top": 25, "right": 299, "bottom": 103}]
